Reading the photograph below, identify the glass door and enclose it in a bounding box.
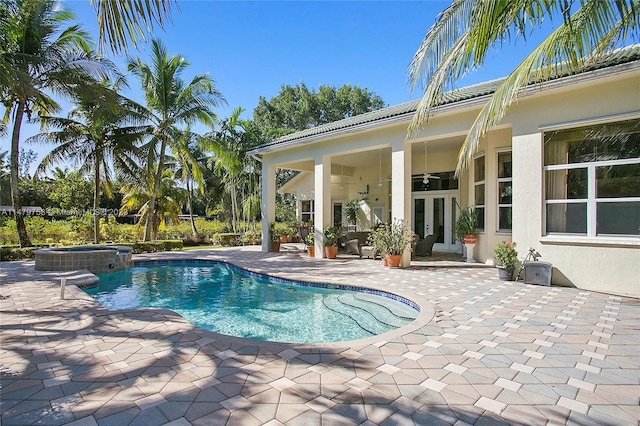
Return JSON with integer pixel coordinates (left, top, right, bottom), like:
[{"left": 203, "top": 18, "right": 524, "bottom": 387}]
[{"left": 412, "top": 192, "right": 460, "bottom": 251}]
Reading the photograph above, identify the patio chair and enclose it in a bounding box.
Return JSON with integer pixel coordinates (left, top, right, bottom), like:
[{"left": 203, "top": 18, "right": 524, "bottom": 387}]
[
  {"left": 414, "top": 233, "right": 438, "bottom": 257},
  {"left": 344, "top": 231, "right": 371, "bottom": 258}
]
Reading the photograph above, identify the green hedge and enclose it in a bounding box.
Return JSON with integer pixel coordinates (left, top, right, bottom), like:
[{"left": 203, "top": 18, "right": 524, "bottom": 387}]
[
  {"left": 0, "top": 240, "right": 184, "bottom": 260},
  {"left": 0, "top": 247, "right": 37, "bottom": 261},
  {"left": 0, "top": 216, "right": 263, "bottom": 256},
  {"left": 129, "top": 240, "right": 183, "bottom": 254}
]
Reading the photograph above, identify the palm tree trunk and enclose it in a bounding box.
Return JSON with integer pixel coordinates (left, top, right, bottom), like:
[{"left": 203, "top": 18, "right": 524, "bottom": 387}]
[
  {"left": 144, "top": 138, "right": 167, "bottom": 241},
  {"left": 93, "top": 159, "right": 101, "bottom": 244},
  {"left": 230, "top": 177, "right": 238, "bottom": 233},
  {"left": 10, "top": 101, "right": 32, "bottom": 248},
  {"left": 187, "top": 179, "right": 199, "bottom": 239}
]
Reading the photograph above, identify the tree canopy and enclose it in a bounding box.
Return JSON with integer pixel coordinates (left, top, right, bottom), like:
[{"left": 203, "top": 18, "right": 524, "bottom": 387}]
[{"left": 253, "top": 83, "right": 385, "bottom": 137}]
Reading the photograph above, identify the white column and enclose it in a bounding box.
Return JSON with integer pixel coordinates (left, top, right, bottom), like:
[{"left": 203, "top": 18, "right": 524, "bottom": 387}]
[
  {"left": 391, "top": 140, "right": 412, "bottom": 267},
  {"left": 314, "top": 154, "right": 332, "bottom": 258},
  {"left": 261, "top": 162, "right": 276, "bottom": 252}
]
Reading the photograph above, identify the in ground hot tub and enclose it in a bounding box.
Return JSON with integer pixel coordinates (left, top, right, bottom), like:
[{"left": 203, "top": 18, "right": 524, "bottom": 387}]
[{"left": 34, "top": 245, "right": 133, "bottom": 274}]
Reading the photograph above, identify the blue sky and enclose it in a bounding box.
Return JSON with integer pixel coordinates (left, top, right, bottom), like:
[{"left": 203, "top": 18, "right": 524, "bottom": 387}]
[{"left": 15, "top": 0, "right": 556, "bottom": 169}]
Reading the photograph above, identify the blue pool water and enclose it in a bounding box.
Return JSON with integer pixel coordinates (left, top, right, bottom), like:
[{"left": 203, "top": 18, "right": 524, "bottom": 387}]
[{"left": 89, "top": 261, "right": 418, "bottom": 343}]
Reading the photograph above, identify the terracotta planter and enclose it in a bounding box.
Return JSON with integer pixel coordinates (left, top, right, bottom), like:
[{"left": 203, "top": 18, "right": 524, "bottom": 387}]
[
  {"left": 270, "top": 241, "right": 281, "bottom": 252},
  {"left": 385, "top": 254, "right": 402, "bottom": 267},
  {"left": 324, "top": 246, "right": 338, "bottom": 259},
  {"left": 307, "top": 246, "right": 315, "bottom": 257},
  {"left": 463, "top": 234, "right": 478, "bottom": 245},
  {"left": 382, "top": 257, "right": 388, "bottom": 266}
]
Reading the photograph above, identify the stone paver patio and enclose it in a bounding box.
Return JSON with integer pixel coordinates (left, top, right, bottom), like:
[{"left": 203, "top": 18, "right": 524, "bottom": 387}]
[{"left": 1, "top": 246, "right": 638, "bottom": 425}]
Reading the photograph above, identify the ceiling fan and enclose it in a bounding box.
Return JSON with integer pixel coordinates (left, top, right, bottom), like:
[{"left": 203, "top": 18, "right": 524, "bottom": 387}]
[
  {"left": 332, "top": 158, "right": 355, "bottom": 190},
  {"left": 372, "top": 149, "right": 392, "bottom": 187},
  {"left": 422, "top": 142, "right": 440, "bottom": 184}
]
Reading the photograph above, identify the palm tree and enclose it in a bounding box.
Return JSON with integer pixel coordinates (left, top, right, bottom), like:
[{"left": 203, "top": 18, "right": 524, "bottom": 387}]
[
  {"left": 408, "top": 0, "right": 640, "bottom": 173},
  {"left": 29, "top": 78, "right": 148, "bottom": 243},
  {"left": 1, "top": 0, "right": 114, "bottom": 247},
  {"left": 204, "top": 107, "right": 256, "bottom": 233},
  {"left": 120, "top": 168, "right": 187, "bottom": 239},
  {"left": 127, "top": 39, "right": 225, "bottom": 241},
  {"left": 171, "top": 129, "right": 206, "bottom": 239}
]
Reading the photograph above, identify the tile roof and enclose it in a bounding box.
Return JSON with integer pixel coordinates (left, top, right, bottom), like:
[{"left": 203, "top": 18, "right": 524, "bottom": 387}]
[{"left": 251, "top": 44, "right": 640, "bottom": 152}]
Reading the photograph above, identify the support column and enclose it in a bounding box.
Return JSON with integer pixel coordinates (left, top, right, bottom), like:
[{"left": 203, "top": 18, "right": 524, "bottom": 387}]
[
  {"left": 391, "top": 140, "right": 412, "bottom": 267},
  {"left": 261, "top": 162, "right": 276, "bottom": 252},
  {"left": 314, "top": 154, "right": 332, "bottom": 258}
]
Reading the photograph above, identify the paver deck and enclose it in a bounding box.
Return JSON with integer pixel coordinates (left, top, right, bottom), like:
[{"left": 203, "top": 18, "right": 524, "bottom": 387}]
[{"left": 1, "top": 246, "right": 638, "bottom": 425}]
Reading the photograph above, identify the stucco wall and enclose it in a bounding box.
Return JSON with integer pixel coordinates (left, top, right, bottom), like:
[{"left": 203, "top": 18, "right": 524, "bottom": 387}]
[
  {"left": 511, "top": 73, "right": 640, "bottom": 298},
  {"left": 262, "top": 67, "right": 639, "bottom": 297},
  {"left": 473, "top": 128, "right": 514, "bottom": 263}
]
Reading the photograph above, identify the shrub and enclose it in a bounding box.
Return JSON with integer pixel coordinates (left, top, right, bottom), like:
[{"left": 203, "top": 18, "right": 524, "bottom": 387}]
[
  {"left": 367, "top": 219, "right": 414, "bottom": 256},
  {"left": 0, "top": 247, "right": 36, "bottom": 261},
  {"left": 129, "top": 240, "right": 183, "bottom": 254},
  {"left": 216, "top": 233, "right": 241, "bottom": 247},
  {"left": 241, "top": 228, "right": 261, "bottom": 245},
  {"left": 494, "top": 241, "right": 518, "bottom": 268}
]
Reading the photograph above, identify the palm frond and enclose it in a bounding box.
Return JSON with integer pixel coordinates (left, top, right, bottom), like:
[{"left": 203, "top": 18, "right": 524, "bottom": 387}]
[{"left": 92, "top": 0, "right": 177, "bottom": 54}]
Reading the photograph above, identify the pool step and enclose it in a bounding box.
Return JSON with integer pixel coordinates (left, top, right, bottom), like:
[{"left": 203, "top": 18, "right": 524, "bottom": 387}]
[
  {"left": 323, "top": 296, "right": 391, "bottom": 336},
  {"left": 352, "top": 293, "right": 418, "bottom": 320},
  {"left": 337, "top": 294, "right": 414, "bottom": 328},
  {"left": 323, "top": 293, "right": 415, "bottom": 335}
]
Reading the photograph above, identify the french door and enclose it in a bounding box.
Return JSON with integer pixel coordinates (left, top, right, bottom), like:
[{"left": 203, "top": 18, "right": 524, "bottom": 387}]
[{"left": 412, "top": 192, "right": 460, "bottom": 251}]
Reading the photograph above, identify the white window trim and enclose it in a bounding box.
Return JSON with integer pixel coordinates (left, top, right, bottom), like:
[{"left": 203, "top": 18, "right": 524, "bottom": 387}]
[
  {"left": 473, "top": 152, "right": 486, "bottom": 232},
  {"left": 300, "top": 199, "right": 315, "bottom": 223},
  {"left": 543, "top": 128, "right": 640, "bottom": 238},
  {"left": 496, "top": 149, "right": 512, "bottom": 233}
]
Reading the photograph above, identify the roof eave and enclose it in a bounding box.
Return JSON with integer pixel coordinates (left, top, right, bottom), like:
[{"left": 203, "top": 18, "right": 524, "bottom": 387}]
[{"left": 248, "top": 58, "right": 640, "bottom": 157}]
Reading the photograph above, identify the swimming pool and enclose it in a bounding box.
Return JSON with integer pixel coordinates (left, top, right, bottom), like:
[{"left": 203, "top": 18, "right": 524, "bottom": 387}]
[{"left": 89, "top": 261, "right": 419, "bottom": 344}]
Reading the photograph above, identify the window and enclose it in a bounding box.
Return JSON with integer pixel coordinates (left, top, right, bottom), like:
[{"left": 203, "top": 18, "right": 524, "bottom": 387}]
[
  {"left": 474, "top": 154, "right": 485, "bottom": 231},
  {"left": 544, "top": 118, "right": 640, "bottom": 236},
  {"left": 301, "top": 200, "right": 314, "bottom": 223},
  {"left": 497, "top": 151, "right": 513, "bottom": 232},
  {"left": 333, "top": 202, "right": 343, "bottom": 228},
  {"left": 411, "top": 171, "right": 459, "bottom": 191}
]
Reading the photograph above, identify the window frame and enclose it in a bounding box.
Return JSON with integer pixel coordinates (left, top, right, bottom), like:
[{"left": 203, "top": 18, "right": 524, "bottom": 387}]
[
  {"left": 473, "top": 152, "right": 486, "bottom": 232},
  {"left": 300, "top": 199, "right": 314, "bottom": 223},
  {"left": 496, "top": 149, "right": 513, "bottom": 233},
  {"left": 543, "top": 117, "right": 640, "bottom": 238}
]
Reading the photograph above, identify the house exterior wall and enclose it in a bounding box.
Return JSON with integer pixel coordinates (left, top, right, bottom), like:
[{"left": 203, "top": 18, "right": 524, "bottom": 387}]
[
  {"left": 468, "top": 128, "right": 514, "bottom": 262},
  {"left": 262, "top": 64, "right": 639, "bottom": 297},
  {"left": 511, "top": 72, "right": 640, "bottom": 298}
]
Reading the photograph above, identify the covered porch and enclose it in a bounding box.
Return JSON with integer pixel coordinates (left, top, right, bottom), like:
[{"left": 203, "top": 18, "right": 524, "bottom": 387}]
[{"left": 257, "top": 134, "right": 474, "bottom": 266}]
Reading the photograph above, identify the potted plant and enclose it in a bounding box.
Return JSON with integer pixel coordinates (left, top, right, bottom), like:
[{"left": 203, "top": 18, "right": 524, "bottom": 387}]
[
  {"left": 367, "top": 219, "right": 414, "bottom": 267},
  {"left": 494, "top": 241, "right": 518, "bottom": 281},
  {"left": 269, "top": 222, "right": 287, "bottom": 252},
  {"left": 455, "top": 205, "right": 479, "bottom": 244},
  {"left": 344, "top": 199, "right": 360, "bottom": 227},
  {"left": 277, "top": 223, "right": 295, "bottom": 243},
  {"left": 323, "top": 226, "right": 341, "bottom": 259},
  {"left": 305, "top": 231, "right": 315, "bottom": 257}
]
